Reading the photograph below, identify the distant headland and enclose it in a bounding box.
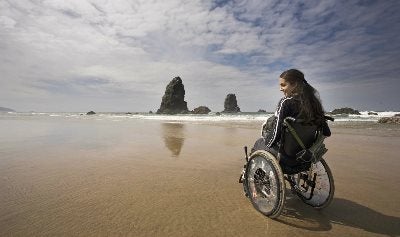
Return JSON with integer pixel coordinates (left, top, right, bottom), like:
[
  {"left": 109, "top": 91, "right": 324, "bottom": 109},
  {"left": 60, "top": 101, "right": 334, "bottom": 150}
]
[{"left": 0, "top": 107, "right": 15, "bottom": 112}]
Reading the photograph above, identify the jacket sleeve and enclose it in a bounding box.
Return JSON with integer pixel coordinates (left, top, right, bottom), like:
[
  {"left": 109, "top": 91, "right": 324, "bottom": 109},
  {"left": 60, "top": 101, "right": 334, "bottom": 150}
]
[{"left": 265, "top": 97, "right": 292, "bottom": 147}]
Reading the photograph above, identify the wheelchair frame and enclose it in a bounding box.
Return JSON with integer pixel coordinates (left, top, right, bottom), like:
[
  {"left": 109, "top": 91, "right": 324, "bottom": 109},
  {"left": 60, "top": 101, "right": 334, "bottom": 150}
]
[{"left": 240, "top": 117, "right": 335, "bottom": 218}]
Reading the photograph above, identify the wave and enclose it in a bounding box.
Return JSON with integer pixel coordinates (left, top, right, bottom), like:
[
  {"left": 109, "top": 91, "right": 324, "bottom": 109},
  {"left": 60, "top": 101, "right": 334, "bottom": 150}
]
[
  {"left": 332, "top": 111, "right": 399, "bottom": 122},
  {"left": 99, "top": 112, "right": 274, "bottom": 122}
]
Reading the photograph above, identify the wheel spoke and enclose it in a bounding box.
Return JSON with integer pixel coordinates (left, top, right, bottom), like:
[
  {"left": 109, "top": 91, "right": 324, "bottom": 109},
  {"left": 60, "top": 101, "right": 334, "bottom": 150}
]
[{"left": 290, "top": 159, "right": 334, "bottom": 208}]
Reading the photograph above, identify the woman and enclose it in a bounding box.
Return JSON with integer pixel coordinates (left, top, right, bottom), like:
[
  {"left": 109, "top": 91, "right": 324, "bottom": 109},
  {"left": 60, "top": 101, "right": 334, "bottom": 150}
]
[{"left": 252, "top": 68, "right": 330, "bottom": 155}]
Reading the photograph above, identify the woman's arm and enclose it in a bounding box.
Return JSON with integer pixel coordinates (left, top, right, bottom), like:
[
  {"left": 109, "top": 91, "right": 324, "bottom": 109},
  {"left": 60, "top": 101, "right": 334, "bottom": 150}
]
[{"left": 265, "top": 97, "right": 294, "bottom": 147}]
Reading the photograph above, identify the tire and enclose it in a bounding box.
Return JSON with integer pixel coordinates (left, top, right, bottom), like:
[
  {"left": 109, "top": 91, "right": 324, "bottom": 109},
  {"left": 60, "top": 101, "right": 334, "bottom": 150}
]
[
  {"left": 244, "top": 150, "right": 285, "bottom": 218},
  {"left": 291, "top": 158, "right": 334, "bottom": 209}
]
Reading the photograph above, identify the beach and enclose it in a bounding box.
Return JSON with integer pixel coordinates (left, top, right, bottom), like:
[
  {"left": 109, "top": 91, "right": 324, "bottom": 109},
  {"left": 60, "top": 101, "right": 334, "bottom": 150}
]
[{"left": 0, "top": 115, "right": 399, "bottom": 236}]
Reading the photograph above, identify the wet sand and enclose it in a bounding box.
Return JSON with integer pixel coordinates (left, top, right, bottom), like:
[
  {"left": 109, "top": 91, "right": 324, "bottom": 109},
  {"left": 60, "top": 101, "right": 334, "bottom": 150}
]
[{"left": 0, "top": 117, "right": 399, "bottom": 236}]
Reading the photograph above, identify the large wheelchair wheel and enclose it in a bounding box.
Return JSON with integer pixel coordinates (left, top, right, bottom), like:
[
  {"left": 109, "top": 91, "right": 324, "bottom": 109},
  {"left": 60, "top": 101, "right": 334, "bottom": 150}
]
[
  {"left": 244, "top": 150, "right": 285, "bottom": 218},
  {"left": 290, "top": 158, "right": 334, "bottom": 209}
]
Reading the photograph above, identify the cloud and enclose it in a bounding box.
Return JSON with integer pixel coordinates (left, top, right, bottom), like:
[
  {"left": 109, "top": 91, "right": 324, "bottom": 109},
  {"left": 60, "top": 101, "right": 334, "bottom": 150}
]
[{"left": 0, "top": 0, "right": 399, "bottom": 112}]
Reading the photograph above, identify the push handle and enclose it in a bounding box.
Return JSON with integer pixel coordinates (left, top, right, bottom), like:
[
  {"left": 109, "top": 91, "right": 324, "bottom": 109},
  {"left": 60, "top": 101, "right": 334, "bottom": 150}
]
[
  {"left": 244, "top": 146, "right": 248, "bottom": 162},
  {"left": 324, "top": 115, "right": 334, "bottom": 122}
]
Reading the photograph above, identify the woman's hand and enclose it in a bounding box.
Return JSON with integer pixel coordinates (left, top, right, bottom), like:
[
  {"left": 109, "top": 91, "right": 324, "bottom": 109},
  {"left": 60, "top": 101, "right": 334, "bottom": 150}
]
[{"left": 261, "top": 121, "right": 267, "bottom": 137}]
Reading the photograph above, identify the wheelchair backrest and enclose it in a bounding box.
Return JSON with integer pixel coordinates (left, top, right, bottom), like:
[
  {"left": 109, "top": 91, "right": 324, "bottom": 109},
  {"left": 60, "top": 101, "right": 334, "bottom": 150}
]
[{"left": 281, "top": 120, "right": 318, "bottom": 157}]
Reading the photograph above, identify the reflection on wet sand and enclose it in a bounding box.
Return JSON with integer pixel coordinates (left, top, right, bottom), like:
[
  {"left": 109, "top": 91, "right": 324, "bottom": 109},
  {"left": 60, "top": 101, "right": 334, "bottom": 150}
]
[{"left": 162, "top": 123, "right": 185, "bottom": 157}]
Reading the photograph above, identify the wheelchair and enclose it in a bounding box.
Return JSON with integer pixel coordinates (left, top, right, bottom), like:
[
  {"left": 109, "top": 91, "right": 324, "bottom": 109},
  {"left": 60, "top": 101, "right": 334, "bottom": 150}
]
[{"left": 239, "top": 116, "right": 334, "bottom": 219}]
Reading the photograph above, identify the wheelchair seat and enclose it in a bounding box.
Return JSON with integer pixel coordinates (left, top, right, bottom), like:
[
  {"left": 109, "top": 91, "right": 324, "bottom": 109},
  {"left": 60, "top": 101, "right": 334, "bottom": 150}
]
[{"left": 278, "top": 119, "right": 319, "bottom": 174}]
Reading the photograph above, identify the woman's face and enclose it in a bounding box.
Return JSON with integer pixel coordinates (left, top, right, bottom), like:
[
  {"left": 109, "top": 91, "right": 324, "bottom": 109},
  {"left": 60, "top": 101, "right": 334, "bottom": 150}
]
[{"left": 279, "top": 77, "right": 296, "bottom": 97}]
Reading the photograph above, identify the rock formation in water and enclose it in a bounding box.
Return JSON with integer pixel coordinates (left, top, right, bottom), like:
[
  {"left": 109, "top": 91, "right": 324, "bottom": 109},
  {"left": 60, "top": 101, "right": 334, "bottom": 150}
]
[
  {"left": 378, "top": 116, "right": 400, "bottom": 124},
  {"left": 86, "top": 111, "right": 96, "bottom": 115},
  {"left": 330, "top": 107, "right": 361, "bottom": 115},
  {"left": 192, "top": 106, "right": 211, "bottom": 114},
  {"left": 223, "top": 94, "right": 240, "bottom": 113},
  {"left": 368, "top": 112, "right": 378, "bottom": 115},
  {"left": 258, "top": 109, "right": 266, "bottom": 113},
  {"left": 157, "top": 77, "right": 189, "bottom": 114}
]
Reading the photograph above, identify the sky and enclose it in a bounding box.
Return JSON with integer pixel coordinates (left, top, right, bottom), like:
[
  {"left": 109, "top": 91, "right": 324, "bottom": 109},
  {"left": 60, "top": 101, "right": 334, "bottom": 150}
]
[{"left": 1, "top": 0, "right": 399, "bottom": 112}]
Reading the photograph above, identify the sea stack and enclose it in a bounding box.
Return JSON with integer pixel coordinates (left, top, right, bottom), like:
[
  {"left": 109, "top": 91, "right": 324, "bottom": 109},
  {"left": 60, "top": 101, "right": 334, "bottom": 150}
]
[
  {"left": 157, "top": 76, "right": 189, "bottom": 114},
  {"left": 223, "top": 94, "right": 241, "bottom": 113}
]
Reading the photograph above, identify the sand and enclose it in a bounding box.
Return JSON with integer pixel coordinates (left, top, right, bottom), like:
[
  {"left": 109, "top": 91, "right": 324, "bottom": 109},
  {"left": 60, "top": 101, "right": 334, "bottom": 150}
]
[{"left": 0, "top": 117, "right": 399, "bottom": 236}]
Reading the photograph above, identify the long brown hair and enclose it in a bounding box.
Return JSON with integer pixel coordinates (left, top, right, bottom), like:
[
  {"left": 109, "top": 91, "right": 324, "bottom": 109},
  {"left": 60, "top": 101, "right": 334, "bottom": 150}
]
[{"left": 280, "top": 69, "right": 325, "bottom": 125}]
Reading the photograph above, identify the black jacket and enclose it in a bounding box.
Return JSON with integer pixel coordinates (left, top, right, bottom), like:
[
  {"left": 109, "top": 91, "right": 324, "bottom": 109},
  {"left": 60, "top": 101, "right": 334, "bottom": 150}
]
[
  {"left": 265, "top": 96, "right": 301, "bottom": 147},
  {"left": 263, "top": 96, "right": 331, "bottom": 148}
]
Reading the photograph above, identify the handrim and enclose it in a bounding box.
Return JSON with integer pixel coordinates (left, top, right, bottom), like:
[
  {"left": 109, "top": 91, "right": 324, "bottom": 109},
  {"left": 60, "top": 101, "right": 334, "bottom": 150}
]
[
  {"left": 244, "top": 150, "right": 286, "bottom": 219},
  {"left": 292, "top": 158, "right": 335, "bottom": 209}
]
